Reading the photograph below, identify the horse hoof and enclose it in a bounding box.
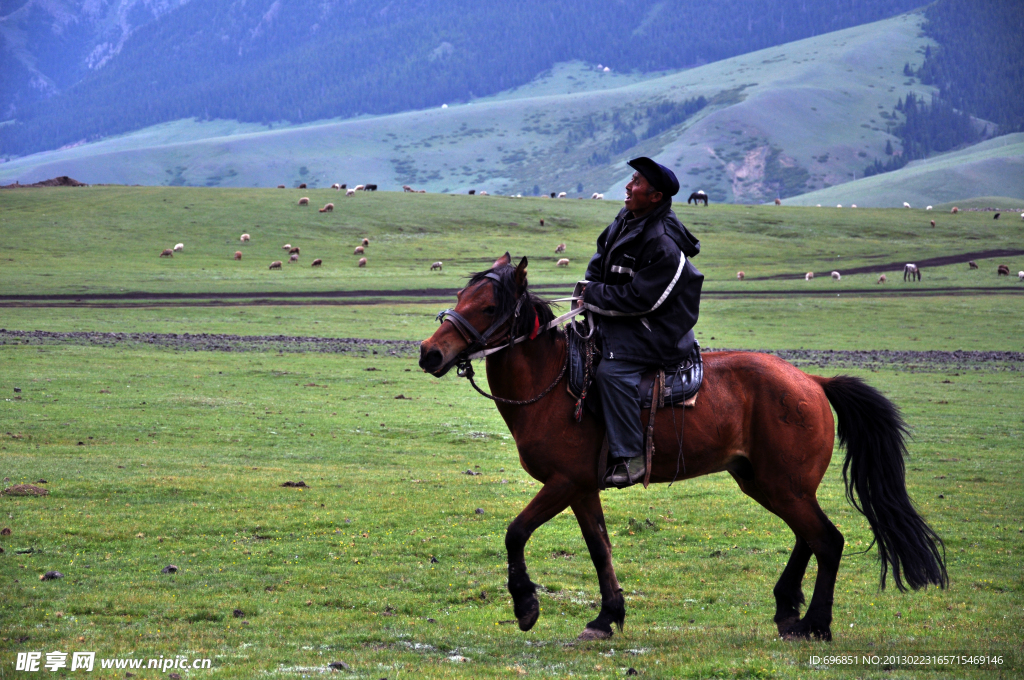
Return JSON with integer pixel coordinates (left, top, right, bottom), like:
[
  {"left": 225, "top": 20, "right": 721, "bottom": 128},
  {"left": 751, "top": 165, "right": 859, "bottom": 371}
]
[
  {"left": 775, "top": 616, "right": 800, "bottom": 636},
  {"left": 578, "top": 627, "right": 613, "bottom": 641},
  {"left": 516, "top": 599, "right": 539, "bottom": 632}
]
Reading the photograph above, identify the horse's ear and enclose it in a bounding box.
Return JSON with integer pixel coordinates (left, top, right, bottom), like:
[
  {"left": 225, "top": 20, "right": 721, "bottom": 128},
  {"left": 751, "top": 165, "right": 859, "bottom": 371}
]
[
  {"left": 514, "top": 256, "right": 528, "bottom": 291},
  {"left": 492, "top": 252, "right": 512, "bottom": 269}
]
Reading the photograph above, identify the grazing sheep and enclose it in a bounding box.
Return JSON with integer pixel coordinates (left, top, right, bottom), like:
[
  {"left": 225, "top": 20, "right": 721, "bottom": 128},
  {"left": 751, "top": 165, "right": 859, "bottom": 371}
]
[
  {"left": 354, "top": 246, "right": 365, "bottom": 255},
  {"left": 289, "top": 247, "right": 300, "bottom": 255},
  {"left": 550, "top": 192, "right": 556, "bottom": 198},
  {"left": 480, "top": 191, "right": 488, "bottom": 195},
  {"left": 468, "top": 189, "right": 476, "bottom": 195},
  {"left": 904, "top": 263, "right": 921, "bottom": 281},
  {"left": 903, "top": 202, "right": 911, "bottom": 208},
  {"left": 234, "top": 251, "right": 242, "bottom": 260},
  {"left": 159, "top": 248, "right": 173, "bottom": 257},
  {"left": 993, "top": 212, "right": 1000, "bottom": 220},
  {"left": 539, "top": 219, "right": 544, "bottom": 226},
  {"left": 594, "top": 193, "right": 604, "bottom": 199},
  {"left": 851, "top": 204, "right": 857, "bottom": 208},
  {"left": 289, "top": 253, "right": 299, "bottom": 263},
  {"left": 173, "top": 243, "right": 184, "bottom": 252},
  {"left": 332, "top": 183, "right": 341, "bottom": 190},
  {"left": 877, "top": 274, "right": 887, "bottom": 284},
  {"left": 431, "top": 261, "right": 443, "bottom": 271},
  {"left": 951, "top": 206, "right": 959, "bottom": 213},
  {"left": 240, "top": 233, "right": 250, "bottom": 242},
  {"left": 831, "top": 271, "right": 841, "bottom": 280},
  {"left": 968, "top": 261, "right": 978, "bottom": 269},
  {"left": 930, "top": 220, "right": 936, "bottom": 227},
  {"left": 736, "top": 271, "right": 745, "bottom": 280},
  {"left": 282, "top": 244, "right": 292, "bottom": 250},
  {"left": 269, "top": 260, "right": 282, "bottom": 269},
  {"left": 591, "top": 192, "right": 600, "bottom": 199},
  {"left": 312, "top": 258, "right": 323, "bottom": 267},
  {"left": 354, "top": 184, "right": 365, "bottom": 191},
  {"left": 358, "top": 257, "right": 367, "bottom": 267},
  {"left": 320, "top": 203, "right": 334, "bottom": 212},
  {"left": 361, "top": 238, "right": 369, "bottom": 247},
  {"left": 416, "top": 189, "right": 426, "bottom": 193},
  {"left": 1021, "top": 212, "right": 1024, "bottom": 221},
  {"left": 774, "top": 198, "right": 781, "bottom": 206},
  {"left": 299, "top": 183, "right": 307, "bottom": 189},
  {"left": 298, "top": 197, "right": 309, "bottom": 205},
  {"left": 346, "top": 188, "right": 356, "bottom": 196},
  {"left": 558, "top": 192, "right": 567, "bottom": 198},
  {"left": 1018, "top": 271, "right": 1024, "bottom": 281},
  {"left": 926, "top": 205, "right": 933, "bottom": 210},
  {"left": 997, "top": 264, "right": 1010, "bottom": 276},
  {"left": 555, "top": 243, "right": 566, "bottom": 254},
  {"left": 277, "top": 184, "right": 286, "bottom": 189},
  {"left": 403, "top": 185, "right": 413, "bottom": 192},
  {"left": 805, "top": 272, "right": 814, "bottom": 281},
  {"left": 557, "top": 258, "right": 570, "bottom": 267}
]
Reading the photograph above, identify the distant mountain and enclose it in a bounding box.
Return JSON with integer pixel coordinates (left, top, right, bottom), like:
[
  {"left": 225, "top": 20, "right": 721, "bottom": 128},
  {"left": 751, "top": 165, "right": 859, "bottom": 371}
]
[
  {"left": 7, "top": 12, "right": 988, "bottom": 207},
  {"left": 0, "top": 0, "right": 925, "bottom": 156}
]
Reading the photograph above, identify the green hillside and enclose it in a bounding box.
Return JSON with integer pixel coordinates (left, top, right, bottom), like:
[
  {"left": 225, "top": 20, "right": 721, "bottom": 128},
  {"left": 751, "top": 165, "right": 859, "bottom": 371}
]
[
  {"left": 0, "top": 13, "right": 949, "bottom": 204},
  {"left": 785, "top": 133, "right": 1024, "bottom": 208}
]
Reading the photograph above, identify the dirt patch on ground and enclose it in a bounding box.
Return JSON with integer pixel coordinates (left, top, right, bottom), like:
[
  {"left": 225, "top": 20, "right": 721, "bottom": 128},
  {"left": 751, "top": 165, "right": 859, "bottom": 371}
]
[
  {"left": 1, "top": 176, "right": 88, "bottom": 189},
  {"left": 2, "top": 484, "right": 50, "bottom": 497},
  {"left": 2, "top": 330, "right": 1020, "bottom": 371},
  {"left": 748, "top": 249, "right": 1024, "bottom": 280}
]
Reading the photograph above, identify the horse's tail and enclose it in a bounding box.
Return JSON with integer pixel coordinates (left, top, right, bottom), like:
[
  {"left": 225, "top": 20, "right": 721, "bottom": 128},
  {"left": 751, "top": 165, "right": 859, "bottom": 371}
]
[{"left": 813, "top": 374, "right": 948, "bottom": 591}]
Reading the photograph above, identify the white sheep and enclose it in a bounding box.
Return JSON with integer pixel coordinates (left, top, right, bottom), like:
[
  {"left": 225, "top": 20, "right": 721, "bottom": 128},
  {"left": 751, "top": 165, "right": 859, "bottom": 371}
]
[
  {"left": 431, "top": 261, "right": 443, "bottom": 271},
  {"left": 903, "top": 202, "right": 911, "bottom": 208},
  {"left": 354, "top": 184, "right": 365, "bottom": 191},
  {"left": 240, "top": 233, "right": 250, "bottom": 243},
  {"left": 173, "top": 243, "right": 184, "bottom": 252},
  {"left": 592, "top": 192, "right": 601, "bottom": 199},
  {"left": 1019, "top": 271, "right": 1024, "bottom": 281},
  {"left": 926, "top": 205, "right": 933, "bottom": 210},
  {"left": 556, "top": 258, "right": 570, "bottom": 267},
  {"left": 831, "top": 271, "right": 841, "bottom": 281},
  {"left": 851, "top": 204, "right": 857, "bottom": 208},
  {"left": 805, "top": 272, "right": 814, "bottom": 281},
  {"left": 837, "top": 204, "right": 843, "bottom": 208},
  {"left": 331, "top": 183, "right": 341, "bottom": 190},
  {"left": 289, "top": 253, "right": 299, "bottom": 263},
  {"left": 282, "top": 243, "right": 292, "bottom": 250},
  {"left": 736, "top": 271, "right": 745, "bottom": 280},
  {"left": 346, "top": 188, "right": 356, "bottom": 196},
  {"left": 558, "top": 192, "right": 567, "bottom": 198},
  {"left": 479, "top": 190, "right": 488, "bottom": 195}
]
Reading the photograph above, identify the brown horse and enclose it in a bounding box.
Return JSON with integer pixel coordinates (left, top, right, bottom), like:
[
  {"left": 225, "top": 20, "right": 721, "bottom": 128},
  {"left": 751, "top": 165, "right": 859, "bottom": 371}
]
[{"left": 419, "top": 254, "right": 946, "bottom": 642}]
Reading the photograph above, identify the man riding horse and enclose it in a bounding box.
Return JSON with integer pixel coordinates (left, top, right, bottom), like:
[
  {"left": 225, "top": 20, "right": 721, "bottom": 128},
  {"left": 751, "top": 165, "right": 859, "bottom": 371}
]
[{"left": 582, "top": 157, "right": 703, "bottom": 488}]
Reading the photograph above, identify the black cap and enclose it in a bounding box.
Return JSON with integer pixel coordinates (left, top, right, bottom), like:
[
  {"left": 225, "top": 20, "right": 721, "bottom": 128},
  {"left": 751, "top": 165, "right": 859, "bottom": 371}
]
[{"left": 627, "top": 156, "right": 679, "bottom": 197}]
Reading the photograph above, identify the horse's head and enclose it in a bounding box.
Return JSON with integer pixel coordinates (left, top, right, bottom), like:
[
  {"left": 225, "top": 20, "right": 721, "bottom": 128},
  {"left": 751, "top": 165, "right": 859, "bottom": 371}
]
[{"left": 419, "top": 252, "right": 529, "bottom": 376}]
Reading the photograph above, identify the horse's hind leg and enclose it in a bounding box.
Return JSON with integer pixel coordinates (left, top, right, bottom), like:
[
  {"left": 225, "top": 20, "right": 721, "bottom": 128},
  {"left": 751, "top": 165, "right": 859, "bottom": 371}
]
[
  {"left": 505, "top": 478, "right": 582, "bottom": 632},
  {"left": 773, "top": 537, "right": 813, "bottom": 632},
  {"left": 773, "top": 501, "right": 844, "bottom": 640},
  {"left": 571, "top": 491, "right": 625, "bottom": 640},
  {"left": 733, "top": 477, "right": 841, "bottom": 640}
]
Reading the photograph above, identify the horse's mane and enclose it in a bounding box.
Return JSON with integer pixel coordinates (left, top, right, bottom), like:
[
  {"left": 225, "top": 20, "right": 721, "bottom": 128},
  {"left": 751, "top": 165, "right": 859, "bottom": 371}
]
[{"left": 466, "top": 264, "right": 559, "bottom": 340}]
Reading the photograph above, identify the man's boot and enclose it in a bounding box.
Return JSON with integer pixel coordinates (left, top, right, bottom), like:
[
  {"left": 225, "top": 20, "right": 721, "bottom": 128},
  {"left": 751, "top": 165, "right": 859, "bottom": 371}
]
[{"left": 604, "top": 455, "right": 646, "bottom": 489}]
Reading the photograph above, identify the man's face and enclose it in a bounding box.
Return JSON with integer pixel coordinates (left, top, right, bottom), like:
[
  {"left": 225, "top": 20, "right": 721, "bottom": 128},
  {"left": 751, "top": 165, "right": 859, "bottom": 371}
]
[{"left": 624, "top": 171, "right": 662, "bottom": 216}]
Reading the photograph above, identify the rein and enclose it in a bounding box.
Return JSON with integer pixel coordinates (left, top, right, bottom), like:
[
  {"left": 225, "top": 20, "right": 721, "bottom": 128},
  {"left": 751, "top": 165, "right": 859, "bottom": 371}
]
[{"left": 435, "top": 278, "right": 585, "bottom": 405}]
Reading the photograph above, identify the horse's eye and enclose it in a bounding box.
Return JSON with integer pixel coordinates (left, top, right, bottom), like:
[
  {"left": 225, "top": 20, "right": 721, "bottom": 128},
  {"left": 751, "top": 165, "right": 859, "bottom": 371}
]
[{"left": 483, "top": 306, "right": 496, "bottom": 315}]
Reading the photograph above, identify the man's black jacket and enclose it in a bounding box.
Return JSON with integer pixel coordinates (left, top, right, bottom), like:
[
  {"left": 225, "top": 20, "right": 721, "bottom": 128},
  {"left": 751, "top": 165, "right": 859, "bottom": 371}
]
[{"left": 582, "top": 199, "right": 703, "bottom": 365}]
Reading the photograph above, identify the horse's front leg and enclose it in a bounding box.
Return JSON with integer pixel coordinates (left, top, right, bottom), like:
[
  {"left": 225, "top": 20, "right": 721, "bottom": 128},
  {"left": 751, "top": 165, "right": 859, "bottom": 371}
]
[
  {"left": 571, "top": 491, "right": 625, "bottom": 640},
  {"left": 506, "top": 477, "right": 582, "bottom": 631}
]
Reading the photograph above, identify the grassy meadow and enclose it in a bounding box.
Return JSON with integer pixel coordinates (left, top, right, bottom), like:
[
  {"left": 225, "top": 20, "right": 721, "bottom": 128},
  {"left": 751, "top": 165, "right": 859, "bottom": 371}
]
[{"left": 1, "top": 187, "right": 1022, "bottom": 678}]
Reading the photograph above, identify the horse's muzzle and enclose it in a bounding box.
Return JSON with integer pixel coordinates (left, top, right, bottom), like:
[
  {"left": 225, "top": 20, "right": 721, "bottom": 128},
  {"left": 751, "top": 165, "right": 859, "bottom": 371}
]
[{"left": 418, "top": 343, "right": 454, "bottom": 376}]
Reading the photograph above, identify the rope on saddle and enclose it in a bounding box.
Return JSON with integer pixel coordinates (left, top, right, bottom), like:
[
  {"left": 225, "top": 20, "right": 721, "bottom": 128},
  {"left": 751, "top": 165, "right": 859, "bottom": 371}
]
[
  {"left": 643, "top": 369, "right": 664, "bottom": 489},
  {"left": 573, "top": 331, "right": 596, "bottom": 422}
]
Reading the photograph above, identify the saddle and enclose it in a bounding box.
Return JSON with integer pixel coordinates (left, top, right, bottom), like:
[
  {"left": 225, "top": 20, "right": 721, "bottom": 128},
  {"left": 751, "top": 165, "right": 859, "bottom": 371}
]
[{"left": 566, "top": 316, "right": 703, "bottom": 413}]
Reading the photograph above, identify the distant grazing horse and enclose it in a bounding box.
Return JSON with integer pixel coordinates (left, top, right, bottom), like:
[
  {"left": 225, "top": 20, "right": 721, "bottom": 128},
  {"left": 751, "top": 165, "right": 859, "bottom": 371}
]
[
  {"left": 688, "top": 190, "right": 708, "bottom": 206},
  {"left": 904, "top": 264, "right": 921, "bottom": 281},
  {"left": 418, "top": 254, "right": 946, "bottom": 642}
]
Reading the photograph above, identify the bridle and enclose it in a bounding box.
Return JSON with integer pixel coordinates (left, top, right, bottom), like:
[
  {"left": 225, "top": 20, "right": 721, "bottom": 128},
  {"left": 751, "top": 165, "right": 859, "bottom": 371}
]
[{"left": 433, "top": 271, "right": 585, "bottom": 405}]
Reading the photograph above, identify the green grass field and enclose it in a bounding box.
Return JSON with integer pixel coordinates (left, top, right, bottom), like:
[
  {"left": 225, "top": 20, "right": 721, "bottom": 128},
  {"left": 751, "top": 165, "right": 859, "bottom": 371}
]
[{"left": 1, "top": 188, "right": 1022, "bottom": 678}]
